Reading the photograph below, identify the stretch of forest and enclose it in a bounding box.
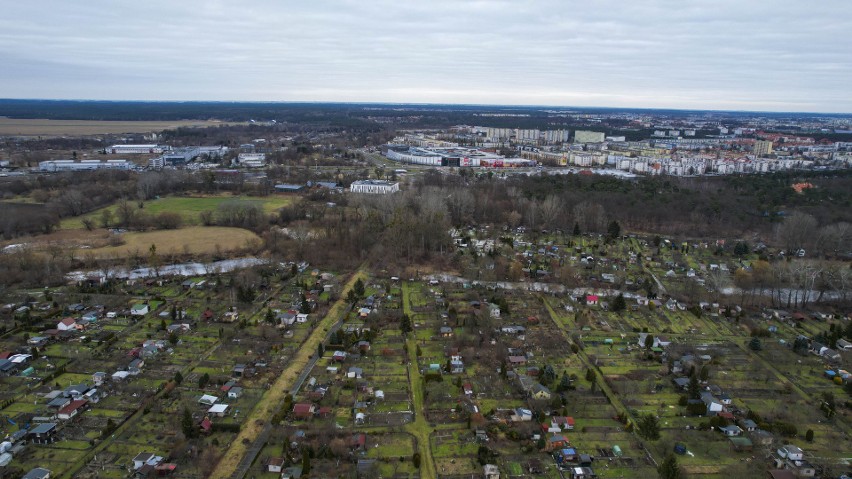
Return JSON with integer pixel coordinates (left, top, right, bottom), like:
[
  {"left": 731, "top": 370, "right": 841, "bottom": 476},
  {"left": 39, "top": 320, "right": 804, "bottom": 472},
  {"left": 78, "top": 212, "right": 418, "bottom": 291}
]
[
  {"left": 0, "top": 166, "right": 849, "bottom": 301},
  {"left": 4, "top": 99, "right": 852, "bottom": 141}
]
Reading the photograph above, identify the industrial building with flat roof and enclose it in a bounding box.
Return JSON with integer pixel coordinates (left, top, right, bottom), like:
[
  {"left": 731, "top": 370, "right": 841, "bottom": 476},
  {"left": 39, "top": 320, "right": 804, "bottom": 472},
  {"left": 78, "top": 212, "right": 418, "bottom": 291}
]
[
  {"left": 39, "top": 159, "right": 132, "bottom": 172},
  {"left": 108, "top": 144, "right": 168, "bottom": 154},
  {"left": 384, "top": 145, "right": 535, "bottom": 168},
  {"left": 236, "top": 153, "right": 266, "bottom": 168},
  {"left": 350, "top": 180, "right": 400, "bottom": 194},
  {"left": 149, "top": 146, "right": 230, "bottom": 168}
]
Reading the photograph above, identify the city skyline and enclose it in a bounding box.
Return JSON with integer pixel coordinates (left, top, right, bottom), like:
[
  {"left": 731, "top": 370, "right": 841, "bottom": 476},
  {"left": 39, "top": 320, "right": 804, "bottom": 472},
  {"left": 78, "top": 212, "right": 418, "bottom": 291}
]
[{"left": 2, "top": 0, "right": 851, "bottom": 113}]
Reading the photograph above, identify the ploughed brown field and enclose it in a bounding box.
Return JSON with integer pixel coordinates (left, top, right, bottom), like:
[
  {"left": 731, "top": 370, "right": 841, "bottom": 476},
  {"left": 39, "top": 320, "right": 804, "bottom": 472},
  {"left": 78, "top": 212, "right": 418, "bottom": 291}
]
[{"left": 0, "top": 118, "right": 240, "bottom": 136}]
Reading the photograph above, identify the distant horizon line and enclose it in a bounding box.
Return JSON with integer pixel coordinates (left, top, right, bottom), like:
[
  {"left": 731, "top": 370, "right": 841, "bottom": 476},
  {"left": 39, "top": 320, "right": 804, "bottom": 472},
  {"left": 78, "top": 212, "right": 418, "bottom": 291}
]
[{"left": 1, "top": 97, "right": 850, "bottom": 117}]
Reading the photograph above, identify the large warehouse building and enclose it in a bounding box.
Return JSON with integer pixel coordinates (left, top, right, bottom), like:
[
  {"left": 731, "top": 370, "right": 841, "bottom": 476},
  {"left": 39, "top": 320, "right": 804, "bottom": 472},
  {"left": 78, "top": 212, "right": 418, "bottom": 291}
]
[
  {"left": 384, "top": 145, "right": 535, "bottom": 168},
  {"left": 108, "top": 144, "right": 168, "bottom": 154},
  {"left": 350, "top": 180, "right": 400, "bottom": 194},
  {"left": 39, "top": 159, "right": 132, "bottom": 172}
]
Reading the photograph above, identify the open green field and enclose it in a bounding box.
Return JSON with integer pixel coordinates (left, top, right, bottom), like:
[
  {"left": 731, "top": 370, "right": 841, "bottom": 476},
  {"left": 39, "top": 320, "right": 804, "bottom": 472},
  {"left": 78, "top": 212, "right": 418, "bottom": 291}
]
[{"left": 61, "top": 194, "right": 294, "bottom": 230}]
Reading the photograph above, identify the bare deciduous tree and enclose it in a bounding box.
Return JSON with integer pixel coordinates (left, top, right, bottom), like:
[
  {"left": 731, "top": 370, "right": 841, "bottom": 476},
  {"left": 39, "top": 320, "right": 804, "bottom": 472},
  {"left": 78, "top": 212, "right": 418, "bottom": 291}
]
[
  {"left": 573, "top": 201, "right": 607, "bottom": 233},
  {"left": 815, "top": 222, "right": 850, "bottom": 257},
  {"left": 706, "top": 268, "right": 729, "bottom": 302},
  {"left": 775, "top": 212, "right": 817, "bottom": 253},
  {"left": 539, "top": 195, "right": 563, "bottom": 228},
  {"left": 57, "top": 189, "right": 87, "bottom": 216},
  {"left": 447, "top": 189, "right": 475, "bottom": 226},
  {"left": 116, "top": 198, "right": 136, "bottom": 228}
]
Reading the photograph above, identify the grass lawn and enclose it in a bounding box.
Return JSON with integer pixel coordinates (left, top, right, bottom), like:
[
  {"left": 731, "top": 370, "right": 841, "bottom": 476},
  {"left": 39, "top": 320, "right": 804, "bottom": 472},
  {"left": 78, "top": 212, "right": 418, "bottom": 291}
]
[
  {"left": 365, "top": 434, "right": 415, "bottom": 458},
  {"left": 3, "top": 402, "right": 41, "bottom": 414},
  {"left": 56, "top": 440, "right": 93, "bottom": 450},
  {"left": 507, "top": 462, "right": 523, "bottom": 475},
  {"left": 61, "top": 194, "right": 294, "bottom": 229},
  {"left": 86, "top": 408, "right": 128, "bottom": 418}
]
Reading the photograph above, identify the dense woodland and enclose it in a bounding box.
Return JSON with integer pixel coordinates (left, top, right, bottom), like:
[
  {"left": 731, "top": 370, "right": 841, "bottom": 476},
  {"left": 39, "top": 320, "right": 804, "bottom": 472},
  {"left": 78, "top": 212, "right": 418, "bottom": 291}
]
[
  {"left": 3, "top": 167, "right": 849, "bottom": 241},
  {"left": 1, "top": 164, "right": 849, "bottom": 305},
  {"left": 4, "top": 99, "right": 851, "bottom": 141}
]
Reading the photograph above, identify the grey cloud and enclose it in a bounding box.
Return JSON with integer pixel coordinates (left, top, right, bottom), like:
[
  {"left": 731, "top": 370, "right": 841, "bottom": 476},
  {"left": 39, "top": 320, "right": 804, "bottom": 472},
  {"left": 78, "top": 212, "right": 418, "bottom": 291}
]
[{"left": 0, "top": 0, "right": 850, "bottom": 111}]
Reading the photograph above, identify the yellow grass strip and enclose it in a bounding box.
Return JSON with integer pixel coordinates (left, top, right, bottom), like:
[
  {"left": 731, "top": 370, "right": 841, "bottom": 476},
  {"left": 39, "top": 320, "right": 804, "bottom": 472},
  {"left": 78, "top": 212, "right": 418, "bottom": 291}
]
[
  {"left": 76, "top": 226, "right": 260, "bottom": 258},
  {"left": 210, "top": 268, "right": 367, "bottom": 479},
  {"left": 401, "top": 281, "right": 438, "bottom": 479},
  {"left": 0, "top": 118, "right": 243, "bottom": 136}
]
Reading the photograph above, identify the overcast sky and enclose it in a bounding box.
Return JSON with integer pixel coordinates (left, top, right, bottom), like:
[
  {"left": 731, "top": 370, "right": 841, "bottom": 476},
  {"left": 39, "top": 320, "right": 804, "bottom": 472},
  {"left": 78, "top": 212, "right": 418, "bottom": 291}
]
[{"left": 1, "top": 1, "right": 850, "bottom": 112}]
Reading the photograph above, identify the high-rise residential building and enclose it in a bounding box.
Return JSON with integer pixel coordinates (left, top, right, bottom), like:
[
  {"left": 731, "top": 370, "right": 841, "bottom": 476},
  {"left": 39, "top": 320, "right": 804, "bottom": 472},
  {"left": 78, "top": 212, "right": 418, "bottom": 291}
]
[
  {"left": 754, "top": 140, "right": 774, "bottom": 157},
  {"left": 542, "top": 130, "right": 571, "bottom": 143},
  {"left": 515, "top": 129, "right": 541, "bottom": 142},
  {"left": 485, "top": 127, "right": 514, "bottom": 140}
]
